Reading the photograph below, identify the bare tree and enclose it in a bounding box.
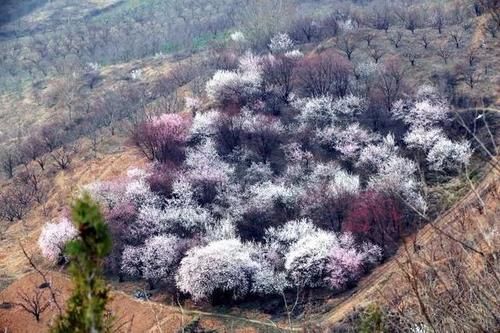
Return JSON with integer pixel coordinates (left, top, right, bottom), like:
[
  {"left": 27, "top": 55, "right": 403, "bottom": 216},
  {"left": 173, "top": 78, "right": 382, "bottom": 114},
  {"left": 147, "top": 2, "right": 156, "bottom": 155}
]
[
  {"left": 376, "top": 56, "right": 406, "bottom": 111},
  {"left": 0, "top": 184, "right": 33, "bottom": 221},
  {"left": 436, "top": 42, "right": 452, "bottom": 64},
  {"left": 291, "top": 17, "right": 320, "bottom": 43},
  {"left": 336, "top": 34, "right": 358, "bottom": 61},
  {"left": 263, "top": 54, "right": 297, "bottom": 102},
  {"left": 418, "top": 32, "right": 431, "bottom": 49},
  {"left": 21, "top": 136, "right": 49, "bottom": 171},
  {"left": 17, "top": 288, "right": 50, "bottom": 322},
  {"left": 0, "top": 147, "right": 19, "bottom": 179},
  {"left": 369, "top": 46, "right": 385, "bottom": 63},
  {"left": 359, "top": 30, "right": 375, "bottom": 46},
  {"left": 459, "top": 64, "right": 481, "bottom": 89},
  {"left": 466, "top": 47, "right": 480, "bottom": 67},
  {"left": 50, "top": 75, "right": 83, "bottom": 123},
  {"left": 296, "top": 50, "right": 352, "bottom": 97},
  {"left": 17, "top": 167, "right": 48, "bottom": 205},
  {"left": 51, "top": 144, "right": 76, "bottom": 170},
  {"left": 369, "top": 5, "right": 392, "bottom": 32},
  {"left": 449, "top": 29, "right": 464, "bottom": 48},
  {"left": 39, "top": 123, "right": 64, "bottom": 152},
  {"left": 388, "top": 31, "right": 404, "bottom": 49},
  {"left": 93, "top": 92, "right": 122, "bottom": 136},
  {"left": 320, "top": 14, "right": 340, "bottom": 38},
  {"left": 403, "top": 47, "right": 421, "bottom": 67},
  {"left": 431, "top": 5, "right": 447, "bottom": 34},
  {"left": 20, "top": 244, "right": 63, "bottom": 316},
  {"left": 396, "top": 6, "right": 423, "bottom": 34}
]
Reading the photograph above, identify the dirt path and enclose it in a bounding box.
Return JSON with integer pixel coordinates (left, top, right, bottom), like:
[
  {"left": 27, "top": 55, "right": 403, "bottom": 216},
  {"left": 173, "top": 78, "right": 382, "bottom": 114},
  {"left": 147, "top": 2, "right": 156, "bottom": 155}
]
[{"left": 144, "top": 304, "right": 297, "bottom": 333}]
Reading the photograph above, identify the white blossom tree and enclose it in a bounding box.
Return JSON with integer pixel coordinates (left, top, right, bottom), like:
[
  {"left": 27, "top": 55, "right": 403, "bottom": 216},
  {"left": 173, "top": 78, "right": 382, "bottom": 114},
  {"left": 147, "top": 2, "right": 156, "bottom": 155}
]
[
  {"left": 392, "top": 86, "right": 450, "bottom": 129},
  {"left": 38, "top": 217, "right": 78, "bottom": 263},
  {"left": 284, "top": 229, "right": 337, "bottom": 288},
  {"left": 368, "top": 155, "right": 427, "bottom": 213},
  {"left": 121, "top": 245, "right": 144, "bottom": 279},
  {"left": 185, "top": 138, "right": 234, "bottom": 186},
  {"left": 128, "top": 205, "right": 169, "bottom": 244},
  {"left": 206, "top": 52, "right": 263, "bottom": 105},
  {"left": 175, "top": 239, "right": 260, "bottom": 301},
  {"left": 318, "top": 123, "right": 379, "bottom": 159},
  {"left": 265, "top": 218, "right": 319, "bottom": 256},
  {"left": 141, "top": 235, "right": 185, "bottom": 286},
  {"left": 269, "top": 33, "right": 294, "bottom": 53},
  {"left": 293, "top": 95, "right": 337, "bottom": 128},
  {"left": 189, "top": 110, "right": 219, "bottom": 143},
  {"left": 245, "top": 180, "right": 300, "bottom": 214},
  {"left": 427, "top": 138, "right": 472, "bottom": 172},
  {"left": 357, "top": 134, "right": 399, "bottom": 171},
  {"left": 404, "top": 126, "right": 445, "bottom": 152},
  {"left": 84, "top": 180, "right": 127, "bottom": 210}
]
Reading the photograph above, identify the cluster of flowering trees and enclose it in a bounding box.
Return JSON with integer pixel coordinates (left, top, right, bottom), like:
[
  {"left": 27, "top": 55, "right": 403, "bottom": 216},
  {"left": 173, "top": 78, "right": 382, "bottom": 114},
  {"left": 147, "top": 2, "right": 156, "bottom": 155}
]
[
  {"left": 394, "top": 85, "right": 472, "bottom": 173},
  {"left": 39, "top": 33, "right": 473, "bottom": 304}
]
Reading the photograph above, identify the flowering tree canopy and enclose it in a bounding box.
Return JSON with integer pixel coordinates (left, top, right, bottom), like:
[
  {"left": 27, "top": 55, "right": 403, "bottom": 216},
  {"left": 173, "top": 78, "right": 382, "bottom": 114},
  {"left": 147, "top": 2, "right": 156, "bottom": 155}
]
[
  {"left": 269, "top": 33, "right": 295, "bottom": 53},
  {"left": 132, "top": 114, "right": 191, "bottom": 164},
  {"left": 427, "top": 138, "right": 472, "bottom": 171},
  {"left": 176, "top": 239, "right": 260, "bottom": 301},
  {"left": 38, "top": 217, "right": 78, "bottom": 263}
]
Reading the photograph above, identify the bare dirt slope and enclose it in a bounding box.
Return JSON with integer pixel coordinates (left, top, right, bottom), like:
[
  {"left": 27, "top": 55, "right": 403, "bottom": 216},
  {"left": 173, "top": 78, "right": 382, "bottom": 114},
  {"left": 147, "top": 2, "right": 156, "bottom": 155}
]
[
  {"left": 0, "top": 271, "right": 284, "bottom": 333},
  {"left": 0, "top": 272, "right": 193, "bottom": 333}
]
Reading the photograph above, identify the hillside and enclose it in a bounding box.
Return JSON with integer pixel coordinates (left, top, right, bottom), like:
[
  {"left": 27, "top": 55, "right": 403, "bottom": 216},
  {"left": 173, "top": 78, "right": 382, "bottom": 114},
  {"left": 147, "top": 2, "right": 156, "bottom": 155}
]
[
  {"left": 322, "top": 165, "right": 499, "bottom": 328},
  {"left": 0, "top": 0, "right": 499, "bottom": 332},
  {"left": 1, "top": 158, "right": 497, "bottom": 332}
]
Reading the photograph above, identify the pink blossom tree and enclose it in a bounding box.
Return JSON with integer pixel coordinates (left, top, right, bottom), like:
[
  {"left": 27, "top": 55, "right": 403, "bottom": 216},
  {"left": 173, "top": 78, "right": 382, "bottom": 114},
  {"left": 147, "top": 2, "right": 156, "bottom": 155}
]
[
  {"left": 326, "top": 233, "right": 382, "bottom": 290},
  {"left": 132, "top": 113, "right": 191, "bottom": 164}
]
